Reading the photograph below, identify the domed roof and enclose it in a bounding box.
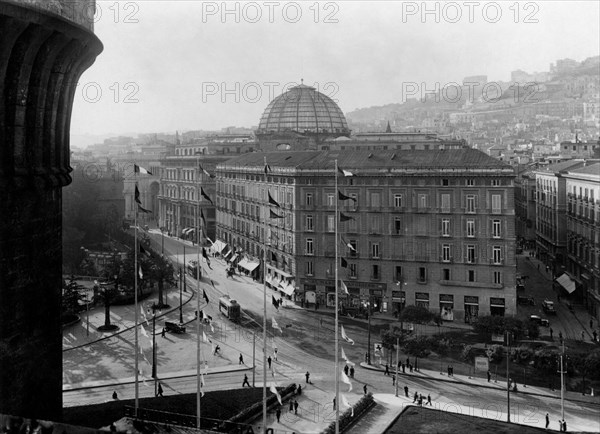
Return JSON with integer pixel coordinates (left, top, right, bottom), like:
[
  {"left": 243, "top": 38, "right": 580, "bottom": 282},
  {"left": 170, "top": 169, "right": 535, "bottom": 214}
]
[{"left": 257, "top": 84, "right": 350, "bottom": 135}]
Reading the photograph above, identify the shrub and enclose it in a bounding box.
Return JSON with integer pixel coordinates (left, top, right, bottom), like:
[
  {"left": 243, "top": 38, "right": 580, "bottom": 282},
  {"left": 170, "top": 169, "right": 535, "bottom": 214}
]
[
  {"left": 462, "top": 344, "right": 475, "bottom": 362},
  {"left": 485, "top": 345, "right": 504, "bottom": 363},
  {"left": 322, "top": 393, "right": 375, "bottom": 434}
]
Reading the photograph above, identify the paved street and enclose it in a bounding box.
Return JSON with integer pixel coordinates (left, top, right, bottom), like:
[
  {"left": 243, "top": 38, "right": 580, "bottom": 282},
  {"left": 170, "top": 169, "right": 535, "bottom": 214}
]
[{"left": 63, "top": 231, "right": 600, "bottom": 433}]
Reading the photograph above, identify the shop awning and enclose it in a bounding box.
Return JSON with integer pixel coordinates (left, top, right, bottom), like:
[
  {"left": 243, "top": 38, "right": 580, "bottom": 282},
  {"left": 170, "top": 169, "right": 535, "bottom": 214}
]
[
  {"left": 211, "top": 239, "right": 227, "bottom": 254},
  {"left": 556, "top": 273, "right": 576, "bottom": 294},
  {"left": 279, "top": 282, "right": 295, "bottom": 296},
  {"left": 230, "top": 254, "right": 239, "bottom": 264},
  {"left": 223, "top": 249, "right": 232, "bottom": 259},
  {"left": 238, "top": 258, "right": 259, "bottom": 272},
  {"left": 267, "top": 266, "right": 293, "bottom": 279}
]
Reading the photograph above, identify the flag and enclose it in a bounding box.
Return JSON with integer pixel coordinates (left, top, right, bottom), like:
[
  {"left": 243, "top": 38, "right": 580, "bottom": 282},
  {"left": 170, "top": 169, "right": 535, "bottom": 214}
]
[
  {"left": 198, "top": 309, "right": 204, "bottom": 320},
  {"left": 139, "top": 243, "right": 151, "bottom": 257},
  {"left": 199, "top": 164, "right": 215, "bottom": 178},
  {"left": 341, "top": 347, "right": 355, "bottom": 366},
  {"left": 200, "top": 373, "right": 205, "bottom": 397},
  {"left": 341, "top": 325, "right": 354, "bottom": 345},
  {"left": 200, "top": 187, "right": 213, "bottom": 205},
  {"left": 341, "top": 257, "right": 348, "bottom": 268},
  {"left": 135, "top": 185, "right": 142, "bottom": 205},
  {"left": 341, "top": 370, "right": 353, "bottom": 392},
  {"left": 337, "top": 166, "right": 354, "bottom": 177},
  {"left": 338, "top": 190, "right": 357, "bottom": 203},
  {"left": 268, "top": 191, "right": 281, "bottom": 208},
  {"left": 201, "top": 209, "right": 207, "bottom": 228},
  {"left": 272, "top": 295, "right": 279, "bottom": 309},
  {"left": 140, "top": 326, "right": 148, "bottom": 338},
  {"left": 270, "top": 384, "right": 282, "bottom": 405},
  {"left": 138, "top": 265, "right": 143, "bottom": 279},
  {"left": 137, "top": 204, "right": 152, "bottom": 214},
  {"left": 203, "top": 289, "right": 210, "bottom": 304},
  {"left": 272, "top": 318, "right": 283, "bottom": 334},
  {"left": 270, "top": 252, "right": 277, "bottom": 262},
  {"left": 210, "top": 279, "right": 216, "bottom": 289},
  {"left": 134, "top": 164, "right": 152, "bottom": 175},
  {"left": 340, "top": 212, "right": 354, "bottom": 222},
  {"left": 264, "top": 163, "right": 272, "bottom": 175},
  {"left": 341, "top": 236, "right": 356, "bottom": 252},
  {"left": 202, "top": 331, "right": 211, "bottom": 343},
  {"left": 270, "top": 209, "right": 284, "bottom": 219},
  {"left": 206, "top": 237, "right": 214, "bottom": 246},
  {"left": 341, "top": 394, "right": 354, "bottom": 416},
  {"left": 202, "top": 248, "right": 212, "bottom": 269},
  {"left": 340, "top": 280, "right": 349, "bottom": 295}
]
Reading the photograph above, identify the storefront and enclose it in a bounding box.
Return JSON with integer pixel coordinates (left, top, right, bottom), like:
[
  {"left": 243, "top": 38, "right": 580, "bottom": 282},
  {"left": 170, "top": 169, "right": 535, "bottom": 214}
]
[
  {"left": 439, "top": 294, "right": 454, "bottom": 321},
  {"left": 415, "top": 292, "right": 429, "bottom": 309},
  {"left": 490, "top": 297, "right": 506, "bottom": 317},
  {"left": 464, "top": 295, "right": 479, "bottom": 324},
  {"left": 391, "top": 290, "right": 406, "bottom": 317}
]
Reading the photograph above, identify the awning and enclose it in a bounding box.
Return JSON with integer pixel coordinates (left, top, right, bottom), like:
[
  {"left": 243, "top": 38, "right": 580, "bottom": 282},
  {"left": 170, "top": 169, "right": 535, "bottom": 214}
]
[
  {"left": 238, "top": 258, "right": 259, "bottom": 272},
  {"left": 182, "top": 227, "right": 192, "bottom": 235},
  {"left": 211, "top": 239, "right": 227, "bottom": 254},
  {"left": 267, "top": 265, "right": 293, "bottom": 279},
  {"left": 223, "top": 249, "right": 232, "bottom": 259},
  {"left": 279, "top": 282, "right": 295, "bottom": 296},
  {"left": 230, "top": 254, "right": 239, "bottom": 264},
  {"left": 556, "top": 273, "right": 576, "bottom": 294}
]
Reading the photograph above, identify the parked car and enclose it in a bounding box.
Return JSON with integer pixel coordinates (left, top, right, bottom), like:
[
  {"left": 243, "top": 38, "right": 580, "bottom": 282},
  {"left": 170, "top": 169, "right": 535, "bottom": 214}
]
[
  {"left": 517, "top": 296, "right": 535, "bottom": 306},
  {"left": 542, "top": 300, "right": 557, "bottom": 315},
  {"left": 529, "top": 315, "right": 550, "bottom": 327}
]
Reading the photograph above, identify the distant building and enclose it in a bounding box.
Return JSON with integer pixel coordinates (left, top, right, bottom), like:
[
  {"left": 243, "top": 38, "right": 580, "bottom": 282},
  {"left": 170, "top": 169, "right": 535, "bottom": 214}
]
[
  {"left": 215, "top": 148, "right": 517, "bottom": 322},
  {"left": 563, "top": 164, "right": 600, "bottom": 313},
  {"left": 559, "top": 139, "right": 600, "bottom": 159}
]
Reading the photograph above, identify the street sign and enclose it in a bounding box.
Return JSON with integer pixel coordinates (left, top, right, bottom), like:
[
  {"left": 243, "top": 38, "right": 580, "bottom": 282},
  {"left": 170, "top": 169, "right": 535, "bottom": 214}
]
[
  {"left": 374, "top": 343, "right": 384, "bottom": 358},
  {"left": 474, "top": 356, "right": 489, "bottom": 372}
]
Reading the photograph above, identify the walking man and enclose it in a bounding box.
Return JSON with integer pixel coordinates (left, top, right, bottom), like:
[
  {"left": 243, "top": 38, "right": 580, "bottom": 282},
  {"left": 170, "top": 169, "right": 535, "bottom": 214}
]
[
  {"left": 333, "top": 397, "right": 336, "bottom": 410},
  {"left": 274, "top": 347, "right": 278, "bottom": 361},
  {"left": 305, "top": 371, "right": 310, "bottom": 384},
  {"left": 413, "top": 391, "right": 418, "bottom": 403},
  {"left": 385, "top": 364, "right": 389, "bottom": 375},
  {"left": 404, "top": 385, "right": 409, "bottom": 397},
  {"left": 427, "top": 394, "right": 432, "bottom": 405},
  {"left": 487, "top": 370, "right": 491, "bottom": 382},
  {"left": 294, "top": 400, "right": 299, "bottom": 414},
  {"left": 161, "top": 327, "right": 166, "bottom": 338},
  {"left": 239, "top": 353, "right": 244, "bottom": 365},
  {"left": 363, "top": 384, "right": 368, "bottom": 395},
  {"left": 242, "top": 374, "right": 250, "bottom": 387},
  {"left": 268, "top": 356, "right": 272, "bottom": 369},
  {"left": 402, "top": 363, "right": 405, "bottom": 373},
  {"left": 112, "top": 391, "right": 118, "bottom": 400},
  {"left": 545, "top": 413, "right": 549, "bottom": 429},
  {"left": 392, "top": 375, "right": 396, "bottom": 386},
  {"left": 276, "top": 407, "right": 281, "bottom": 423},
  {"left": 157, "top": 382, "right": 164, "bottom": 397}
]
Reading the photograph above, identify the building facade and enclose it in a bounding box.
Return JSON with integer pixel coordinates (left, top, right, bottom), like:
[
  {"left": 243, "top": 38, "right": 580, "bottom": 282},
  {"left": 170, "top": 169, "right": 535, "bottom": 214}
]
[
  {"left": 514, "top": 169, "right": 537, "bottom": 247},
  {"left": 564, "top": 164, "right": 600, "bottom": 316},
  {"left": 215, "top": 149, "right": 517, "bottom": 322}
]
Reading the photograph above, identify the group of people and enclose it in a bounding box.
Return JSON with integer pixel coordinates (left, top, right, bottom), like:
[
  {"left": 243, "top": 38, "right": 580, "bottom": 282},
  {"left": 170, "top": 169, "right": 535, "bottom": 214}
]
[
  {"left": 412, "top": 391, "right": 432, "bottom": 406},
  {"left": 343, "top": 364, "right": 355, "bottom": 378}
]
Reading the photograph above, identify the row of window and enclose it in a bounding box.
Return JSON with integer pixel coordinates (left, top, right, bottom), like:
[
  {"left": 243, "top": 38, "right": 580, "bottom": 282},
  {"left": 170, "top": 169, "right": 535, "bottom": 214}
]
[{"left": 305, "top": 261, "right": 503, "bottom": 284}]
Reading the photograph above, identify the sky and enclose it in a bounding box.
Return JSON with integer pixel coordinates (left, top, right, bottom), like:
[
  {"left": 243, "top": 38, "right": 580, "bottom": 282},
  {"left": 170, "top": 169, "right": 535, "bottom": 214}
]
[{"left": 70, "top": 0, "right": 600, "bottom": 142}]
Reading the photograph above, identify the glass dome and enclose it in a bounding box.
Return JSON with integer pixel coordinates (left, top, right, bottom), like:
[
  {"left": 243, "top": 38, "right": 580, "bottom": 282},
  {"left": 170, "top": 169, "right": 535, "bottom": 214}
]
[{"left": 257, "top": 84, "right": 350, "bottom": 135}]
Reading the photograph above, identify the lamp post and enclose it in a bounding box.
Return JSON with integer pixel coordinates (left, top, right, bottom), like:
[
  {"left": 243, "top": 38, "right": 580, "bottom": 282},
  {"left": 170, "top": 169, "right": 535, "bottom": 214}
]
[
  {"left": 161, "top": 225, "right": 165, "bottom": 255},
  {"left": 148, "top": 306, "right": 161, "bottom": 397},
  {"left": 366, "top": 293, "right": 372, "bottom": 365}
]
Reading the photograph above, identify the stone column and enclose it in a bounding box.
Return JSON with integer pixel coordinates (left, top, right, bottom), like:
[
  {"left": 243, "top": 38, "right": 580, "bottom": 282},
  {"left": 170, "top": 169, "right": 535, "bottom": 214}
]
[{"left": 0, "top": 0, "right": 102, "bottom": 420}]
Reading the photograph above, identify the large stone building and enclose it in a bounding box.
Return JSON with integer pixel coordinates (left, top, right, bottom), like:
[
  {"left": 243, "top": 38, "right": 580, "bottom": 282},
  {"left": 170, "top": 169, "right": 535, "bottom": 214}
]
[
  {"left": 215, "top": 148, "right": 517, "bottom": 322},
  {"left": 514, "top": 169, "right": 537, "bottom": 247},
  {"left": 0, "top": 0, "right": 102, "bottom": 419},
  {"left": 564, "top": 163, "right": 600, "bottom": 314}
]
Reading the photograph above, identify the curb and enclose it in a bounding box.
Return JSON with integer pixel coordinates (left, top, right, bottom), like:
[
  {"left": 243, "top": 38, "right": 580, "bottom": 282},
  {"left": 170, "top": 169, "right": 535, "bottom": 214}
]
[{"left": 359, "top": 362, "right": 600, "bottom": 407}]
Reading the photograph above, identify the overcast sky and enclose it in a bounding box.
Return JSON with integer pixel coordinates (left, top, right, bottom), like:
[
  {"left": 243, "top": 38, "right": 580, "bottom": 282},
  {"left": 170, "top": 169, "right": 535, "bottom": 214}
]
[{"left": 70, "top": 0, "right": 600, "bottom": 140}]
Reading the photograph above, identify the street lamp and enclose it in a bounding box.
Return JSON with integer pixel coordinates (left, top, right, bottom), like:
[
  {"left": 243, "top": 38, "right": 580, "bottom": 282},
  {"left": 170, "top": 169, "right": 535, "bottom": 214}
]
[
  {"left": 179, "top": 269, "right": 184, "bottom": 324},
  {"left": 148, "top": 305, "right": 162, "bottom": 397}
]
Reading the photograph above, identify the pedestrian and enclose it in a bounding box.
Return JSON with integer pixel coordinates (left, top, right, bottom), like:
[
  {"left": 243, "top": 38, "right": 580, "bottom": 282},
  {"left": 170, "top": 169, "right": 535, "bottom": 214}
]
[
  {"left": 406, "top": 357, "right": 409, "bottom": 366},
  {"left": 385, "top": 364, "right": 389, "bottom": 375},
  {"left": 402, "top": 363, "right": 405, "bottom": 373},
  {"left": 363, "top": 384, "right": 368, "bottom": 395},
  {"left": 545, "top": 413, "right": 549, "bottom": 429},
  {"left": 239, "top": 353, "right": 244, "bottom": 365},
  {"left": 487, "top": 370, "right": 491, "bottom": 382},
  {"left": 289, "top": 399, "right": 294, "bottom": 412},
  {"left": 297, "top": 384, "right": 302, "bottom": 395},
  {"left": 350, "top": 366, "right": 355, "bottom": 378},
  {"left": 214, "top": 345, "right": 221, "bottom": 355},
  {"left": 274, "top": 347, "right": 278, "bottom": 361},
  {"left": 305, "top": 371, "right": 310, "bottom": 384},
  {"left": 392, "top": 375, "right": 396, "bottom": 386},
  {"left": 550, "top": 328, "right": 554, "bottom": 339},
  {"left": 157, "top": 382, "right": 164, "bottom": 397},
  {"left": 418, "top": 394, "right": 423, "bottom": 406},
  {"left": 268, "top": 356, "right": 272, "bottom": 369},
  {"left": 161, "top": 327, "right": 166, "bottom": 338},
  {"left": 404, "top": 385, "right": 409, "bottom": 397},
  {"left": 558, "top": 419, "right": 563, "bottom": 431},
  {"left": 276, "top": 407, "right": 281, "bottom": 423},
  {"left": 333, "top": 397, "right": 336, "bottom": 410},
  {"left": 242, "top": 374, "right": 250, "bottom": 387},
  {"left": 409, "top": 364, "right": 413, "bottom": 373},
  {"left": 294, "top": 399, "right": 299, "bottom": 414},
  {"left": 427, "top": 394, "right": 432, "bottom": 405},
  {"left": 413, "top": 391, "right": 418, "bottom": 403},
  {"left": 112, "top": 390, "right": 118, "bottom": 400},
  {"left": 344, "top": 365, "right": 349, "bottom": 376},
  {"left": 563, "top": 419, "right": 567, "bottom": 432}
]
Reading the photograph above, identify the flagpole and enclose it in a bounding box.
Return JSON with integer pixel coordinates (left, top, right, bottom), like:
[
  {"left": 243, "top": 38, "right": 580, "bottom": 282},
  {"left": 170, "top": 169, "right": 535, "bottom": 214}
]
[
  {"left": 334, "top": 159, "right": 340, "bottom": 434},
  {"left": 262, "top": 156, "right": 268, "bottom": 434},
  {"left": 134, "top": 170, "right": 139, "bottom": 416},
  {"left": 196, "top": 152, "right": 202, "bottom": 429}
]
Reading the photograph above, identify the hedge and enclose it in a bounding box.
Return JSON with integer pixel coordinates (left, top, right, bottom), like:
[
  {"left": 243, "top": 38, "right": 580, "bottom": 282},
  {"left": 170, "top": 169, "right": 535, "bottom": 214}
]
[{"left": 321, "top": 392, "right": 375, "bottom": 434}]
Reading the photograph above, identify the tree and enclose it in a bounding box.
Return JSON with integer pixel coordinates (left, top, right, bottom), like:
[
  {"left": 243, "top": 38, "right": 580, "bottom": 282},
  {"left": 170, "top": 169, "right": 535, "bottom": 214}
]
[
  {"left": 148, "top": 254, "right": 176, "bottom": 308},
  {"left": 398, "top": 305, "right": 435, "bottom": 324},
  {"left": 381, "top": 325, "right": 407, "bottom": 364},
  {"left": 62, "top": 278, "right": 87, "bottom": 316}
]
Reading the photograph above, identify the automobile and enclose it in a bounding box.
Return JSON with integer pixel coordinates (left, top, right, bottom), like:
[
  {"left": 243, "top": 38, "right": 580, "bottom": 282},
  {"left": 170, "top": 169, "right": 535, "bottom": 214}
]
[
  {"left": 517, "top": 296, "right": 535, "bottom": 306},
  {"left": 542, "top": 300, "right": 557, "bottom": 315},
  {"left": 529, "top": 315, "right": 550, "bottom": 327},
  {"left": 164, "top": 321, "right": 186, "bottom": 334}
]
